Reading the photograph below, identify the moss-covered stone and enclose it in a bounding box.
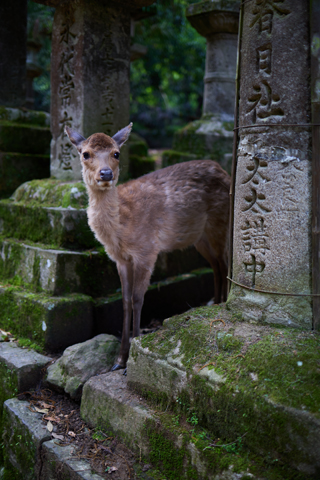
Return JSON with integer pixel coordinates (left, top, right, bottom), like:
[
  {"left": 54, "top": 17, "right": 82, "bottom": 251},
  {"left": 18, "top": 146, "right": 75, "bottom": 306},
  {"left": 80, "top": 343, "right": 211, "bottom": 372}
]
[
  {"left": 171, "top": 115, "right": 234, "bottom": 174},
  {"left": 0, "top": 106, "right": 50, "bottom": 128},
  {"left": 0, "top": 237, "right": 120, "bottom": 296},
  {"left": 127, "top": 305, "right": 320, "bottom": 476},
  {"left": 0, "top": 200, "right": 96, "bottom": 249},
  {"left": 12, "top": 179, "right": 89, "bottom": 209},
  {"left": 129, "top": 154, "right": 155, "bottom": 178},
  {"left": 0, "top": 286, "right": 93, "bottom": 351}
]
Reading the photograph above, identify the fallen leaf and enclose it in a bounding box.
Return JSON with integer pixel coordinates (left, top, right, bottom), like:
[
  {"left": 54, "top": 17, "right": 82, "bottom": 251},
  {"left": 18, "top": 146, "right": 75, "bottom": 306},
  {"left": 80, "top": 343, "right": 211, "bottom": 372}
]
[
  {"left": 44, "top": 416, "right": 60, "bottom": 423},
  {"left": 51, "top": 433, "right": 64, "bottom": 441},
  {"left": 68, "top": 431, "right": 76, "bottom": 437},
  {"left": 47, "top": 421, "right": 53, "bottom": 432},
  {"left": 34, "top": 407, "right": 49, "bottom": 414},
  {"left": 108, "top": 466, "right": 118, "bottom": 474}
]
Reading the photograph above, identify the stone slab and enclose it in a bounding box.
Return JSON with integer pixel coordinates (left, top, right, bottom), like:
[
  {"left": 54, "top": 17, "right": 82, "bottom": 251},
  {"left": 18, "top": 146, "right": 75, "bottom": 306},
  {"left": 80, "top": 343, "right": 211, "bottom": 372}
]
[
  {"left": 0, "top": 200, "right": 96, "bottom": 249},
  {"left": 0, "top": 287, "right": 93, "bottom": 352},
  {"left": 0, "top": 106, "right": 50, "bottom": 127},
  {"left": 172, "top": 116, "right": 234, "bottom": 174},
  {"left": 0, "top": 237, "right": 120, "bottom": 296},
  {"left": 40, "top": 440, "right": 105, "bottom": 480},
  {"left": 126, "top": 306, "right": 320, "bottom": 476},
  {"left": 46, "top": 334, "right": 120, "bottom": 400},
  {"left": 0, "top": 342, "right": 51, "bottom": 395},
  {"left": 2, "top": 398, "right": 51, "bottom": 480}
]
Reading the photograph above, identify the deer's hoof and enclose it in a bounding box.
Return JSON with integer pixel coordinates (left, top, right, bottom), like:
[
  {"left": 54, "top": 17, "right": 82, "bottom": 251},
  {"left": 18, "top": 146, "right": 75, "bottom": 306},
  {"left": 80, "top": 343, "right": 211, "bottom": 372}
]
[{"left": 111, "top": 363, "right": 126, "bottom": 372}]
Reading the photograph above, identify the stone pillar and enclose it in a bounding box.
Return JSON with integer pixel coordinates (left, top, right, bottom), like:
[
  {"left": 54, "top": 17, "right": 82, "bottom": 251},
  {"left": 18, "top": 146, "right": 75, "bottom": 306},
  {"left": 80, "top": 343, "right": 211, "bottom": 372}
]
[
  {"left": 47, "top": 0, "right": 155, "bottom": 181},
  {"left": 0, "top": 0, "right": 27, "bottom": 107},
  {"left": 187, "top": 1, "right": 239, "bottom": 117},
  {"left": 168, "top": 0, "right": 239, "bottom": 174},
  {"left": 227, "top": 1, "right": 312, "bottom": 328}
]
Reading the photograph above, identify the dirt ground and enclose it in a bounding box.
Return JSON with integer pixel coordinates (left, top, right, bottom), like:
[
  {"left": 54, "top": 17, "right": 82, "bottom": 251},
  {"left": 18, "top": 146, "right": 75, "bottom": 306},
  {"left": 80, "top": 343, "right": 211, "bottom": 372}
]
[{"left": 18, "top": 388, "right": 153, "bottom": 480}]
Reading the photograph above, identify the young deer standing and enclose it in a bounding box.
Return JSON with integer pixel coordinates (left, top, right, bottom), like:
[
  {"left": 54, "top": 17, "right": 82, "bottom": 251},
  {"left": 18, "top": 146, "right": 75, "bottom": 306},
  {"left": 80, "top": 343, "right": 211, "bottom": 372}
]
[{"left": 66, "top": 124, "right": 230, "bottom": 371}]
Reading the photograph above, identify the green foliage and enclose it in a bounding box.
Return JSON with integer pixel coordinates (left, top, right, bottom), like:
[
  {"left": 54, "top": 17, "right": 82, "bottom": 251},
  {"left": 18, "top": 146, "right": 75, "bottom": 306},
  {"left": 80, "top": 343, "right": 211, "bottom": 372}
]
[
  {"left": 131, "top": 0, "right": 206, "bottom": 146},
  {"left": 27, "top": 2, "right": 55, "bottom": 112}
]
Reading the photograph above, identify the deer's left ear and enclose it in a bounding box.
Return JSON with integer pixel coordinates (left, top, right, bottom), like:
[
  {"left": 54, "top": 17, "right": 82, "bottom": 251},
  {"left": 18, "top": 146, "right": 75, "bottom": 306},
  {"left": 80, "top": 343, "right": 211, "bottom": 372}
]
[{"left": 112, "top": 122, "right": 133, "bottom": 148}]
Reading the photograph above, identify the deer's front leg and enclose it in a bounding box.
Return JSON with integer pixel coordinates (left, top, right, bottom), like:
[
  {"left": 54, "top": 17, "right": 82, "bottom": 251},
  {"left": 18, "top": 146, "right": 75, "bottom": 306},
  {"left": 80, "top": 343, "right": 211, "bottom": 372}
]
[{"left": 111, "top": 261, "right": 133, "bottom": 371}]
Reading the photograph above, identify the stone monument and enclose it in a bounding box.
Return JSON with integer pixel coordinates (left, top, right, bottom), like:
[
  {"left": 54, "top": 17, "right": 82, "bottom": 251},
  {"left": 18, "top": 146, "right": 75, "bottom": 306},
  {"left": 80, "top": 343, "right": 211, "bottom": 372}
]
[
  {"left": 227, "top": 0, "right": 312, "bottom": 328},
  {"left": 163, "top": 0, "right": 239, "bottom": 174},
  {"left": 34, "top": 0, "right": 155, "bottom": 181}
]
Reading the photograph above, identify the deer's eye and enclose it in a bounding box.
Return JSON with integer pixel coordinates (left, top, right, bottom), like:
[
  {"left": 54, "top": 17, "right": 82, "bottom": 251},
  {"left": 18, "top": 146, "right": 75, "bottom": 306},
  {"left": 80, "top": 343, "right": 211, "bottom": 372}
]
[
  {"left": 83, "top": 152, "right": 90, "bottom": 160},
  {"left": 114, "top": 152, "right": 120, "bottom": 159}
]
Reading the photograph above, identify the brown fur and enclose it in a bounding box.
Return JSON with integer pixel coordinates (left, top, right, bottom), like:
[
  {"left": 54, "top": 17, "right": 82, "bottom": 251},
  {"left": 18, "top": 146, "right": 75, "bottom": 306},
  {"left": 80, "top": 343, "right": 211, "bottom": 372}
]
[{"left": 66, "top": 124, "right": 230, "bottom": 369}]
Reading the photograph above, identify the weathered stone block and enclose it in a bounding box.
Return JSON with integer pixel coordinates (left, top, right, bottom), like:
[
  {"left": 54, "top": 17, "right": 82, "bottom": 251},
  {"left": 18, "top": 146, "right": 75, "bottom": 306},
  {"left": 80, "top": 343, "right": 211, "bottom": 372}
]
[
  {"left": 2, "top": 398, "right": 51, "bottom": 480},
  {"left": 128, "top": 154, "right": 155, "bottom": 178},
  {"left": 46, "top": 334, "right": 120, "bottom": 400},
  {"left": 0, "top": 287, "right": 93, "bottom": 351},
  {"left": 172, "top": 116, "right": 234, "bottom": 174},
  {"left": 39, "top": 440, "right": 105, "bottom": 480},
  {"left": 0, "top": 152, "right": 50, "bottom": 199},
  {"left": 0, "top": 237, "right": 120, "bottom": 296},
  {"left": 126, "top": 305, "right": 320, "bottom": 476},
  {"left": 0, "top": 201, "right": 96, "bottom": 249}
]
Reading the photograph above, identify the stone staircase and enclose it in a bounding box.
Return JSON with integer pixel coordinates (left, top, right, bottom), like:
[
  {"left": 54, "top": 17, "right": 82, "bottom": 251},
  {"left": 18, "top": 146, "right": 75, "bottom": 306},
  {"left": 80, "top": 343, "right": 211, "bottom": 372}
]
[
  {"left": 1, "top": 305, "right": 319, "bottom": 479},
  {"left": 0, "top": 178, "right": 213, "bottom": 353}
]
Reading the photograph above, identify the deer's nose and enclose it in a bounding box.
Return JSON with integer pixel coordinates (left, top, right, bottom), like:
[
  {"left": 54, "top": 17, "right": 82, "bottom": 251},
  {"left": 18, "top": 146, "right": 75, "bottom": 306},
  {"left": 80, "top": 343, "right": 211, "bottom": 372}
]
[{"left": 100, "top": 169, "right": 113, "bottom": 181}]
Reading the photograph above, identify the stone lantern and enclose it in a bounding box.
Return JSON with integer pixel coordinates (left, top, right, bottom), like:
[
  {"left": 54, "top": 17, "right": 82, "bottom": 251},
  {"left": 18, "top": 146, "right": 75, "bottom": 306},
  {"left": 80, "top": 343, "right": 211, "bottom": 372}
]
[{"left": 164, "top": 0, "right": 240, "bottom": 174}]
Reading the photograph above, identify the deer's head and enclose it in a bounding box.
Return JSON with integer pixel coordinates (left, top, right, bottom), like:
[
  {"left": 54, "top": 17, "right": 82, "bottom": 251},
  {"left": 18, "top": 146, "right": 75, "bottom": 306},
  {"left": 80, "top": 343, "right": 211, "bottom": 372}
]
[{"left": 65, "top": 123, "right": 132, "bottom": 190}]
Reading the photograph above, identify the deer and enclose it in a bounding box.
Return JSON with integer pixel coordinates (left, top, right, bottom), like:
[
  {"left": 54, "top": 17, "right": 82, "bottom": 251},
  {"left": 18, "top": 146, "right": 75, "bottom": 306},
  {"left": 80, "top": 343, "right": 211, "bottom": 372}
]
[{"left": 65, "top": 123, "right": 230, "bottom": 372}]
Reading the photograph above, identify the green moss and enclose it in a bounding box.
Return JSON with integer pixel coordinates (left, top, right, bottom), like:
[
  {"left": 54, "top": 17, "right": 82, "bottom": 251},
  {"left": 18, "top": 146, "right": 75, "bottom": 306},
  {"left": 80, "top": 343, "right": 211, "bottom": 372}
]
[
  {"left": 144, "top": 419, "right": 186, "bottom": 480},
  {"left": 12, "top": 178, "right": 88, "bottom": 209},
  {"left": 17, "top": 337, "right": 43, "bottom": 353}
]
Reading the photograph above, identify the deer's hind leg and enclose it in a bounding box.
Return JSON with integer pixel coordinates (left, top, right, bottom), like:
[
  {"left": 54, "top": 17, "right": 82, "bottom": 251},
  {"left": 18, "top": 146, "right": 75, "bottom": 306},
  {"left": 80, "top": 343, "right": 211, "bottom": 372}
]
[
  {"left": 112, "top": 261, "right": 134, "bottom": 371},
  {"left": 195, "top": 234, "right": 227, "bottom": 304},
  {"left": 132, "top": 255, "right": 158, "bottom": 339}
]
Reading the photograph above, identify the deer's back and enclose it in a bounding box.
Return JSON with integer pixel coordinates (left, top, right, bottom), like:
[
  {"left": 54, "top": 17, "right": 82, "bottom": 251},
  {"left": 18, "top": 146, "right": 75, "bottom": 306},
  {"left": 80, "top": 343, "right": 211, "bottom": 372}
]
[{"left": 117, "top": 160, "right": 230, "bottom": 256}]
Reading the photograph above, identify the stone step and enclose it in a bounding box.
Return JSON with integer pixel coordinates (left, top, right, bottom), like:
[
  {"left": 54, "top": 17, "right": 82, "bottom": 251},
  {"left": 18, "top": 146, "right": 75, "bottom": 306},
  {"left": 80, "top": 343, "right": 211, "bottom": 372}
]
[
  {"left": 0, "top": 200, "right": 96, "bottom": 250},
  {"left": 0, "top": 236, "right": 208, "bottom": 297},
  {"left": 0, "top": 342, "right": 52, "bottom": 427},
  {"left": 80, "top": 370, "right": 287, "bottom": 479},
  {"left": 126, "top": 305, "right": 320, "bottom": 478},
  {"left": 0, "top": 288, "right": 93, "bottom": 352},
  {"left": 0, "top": 237, "right": 120, "bottom": 297},
  {"left": 2, "top": 398, "right": 106, "bottom": 480},
  {"left": 0, "top": 268, "right": 213, "bottom": 352}
]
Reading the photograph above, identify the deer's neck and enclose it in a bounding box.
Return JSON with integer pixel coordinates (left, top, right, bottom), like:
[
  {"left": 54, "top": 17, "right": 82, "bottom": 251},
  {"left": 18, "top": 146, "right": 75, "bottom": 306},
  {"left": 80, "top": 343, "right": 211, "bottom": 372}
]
[{"left": 87, "top": 185, "right": 123, "bottom": 262}]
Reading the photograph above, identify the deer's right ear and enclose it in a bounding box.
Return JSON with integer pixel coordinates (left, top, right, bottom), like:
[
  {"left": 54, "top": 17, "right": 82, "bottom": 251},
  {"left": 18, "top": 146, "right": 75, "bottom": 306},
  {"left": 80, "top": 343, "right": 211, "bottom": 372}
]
[{"left": 65, "top": 126, "right": 86, "bottom": 151}]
